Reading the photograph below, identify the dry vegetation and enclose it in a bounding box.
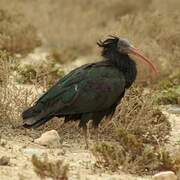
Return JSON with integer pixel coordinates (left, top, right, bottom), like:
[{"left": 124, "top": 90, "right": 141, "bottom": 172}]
[
  {"left": 0, "top": 9, "right": 41, "bottom": 55},
  {"left": 0, "top": 51, "right": 37, "bottom": 127},
  {"left": 32, "top": 155, "right": 69, "bottom": 180},
  {"left": 0, "top": 0, "right": 179, "bottom": 179},
  {"left": 0, "top": 0, "right": 179, "bottom": 82},
  {"left": 154, "top": 71, "right": 180, "bottom": 105},
  {"left": 0, "top": 0, "right": 179, "bottom": 79},
  {"left": 16, "top": 58, "right": 65, "bottom": 87},
  {"left": 92, "top": 87, "right": 174, "bottom": 175}
]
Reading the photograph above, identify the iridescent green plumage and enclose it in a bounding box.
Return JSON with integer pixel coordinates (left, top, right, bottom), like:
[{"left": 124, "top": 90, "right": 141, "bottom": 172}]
[{"left": 22, "top": 36, "right": 137, "bottom": 147}]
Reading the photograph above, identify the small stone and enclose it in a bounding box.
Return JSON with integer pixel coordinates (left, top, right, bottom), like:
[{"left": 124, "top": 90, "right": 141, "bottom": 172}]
[
  {"left": 152, "top": 171, "right": 177, "bottom": 180},
  {"left": 34, "top": 130, "right": 61, "bottom": 148},
  {"left": 0, "top": 156, "right": 10, "bottom": 166},
  {"left": 0, "top": 139, "right": 7, "bottom": 147},
  {"left": 167, "top": 106, "right": 180, "bottom": 114},
  {"left": 23, "top": 148, "right": 45, "bottom": 157}
]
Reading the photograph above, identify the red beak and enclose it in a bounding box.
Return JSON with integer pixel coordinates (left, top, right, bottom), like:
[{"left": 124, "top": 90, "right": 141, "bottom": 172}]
[{"left": 129, "top": 47, "right": 159, "bottom": 75}]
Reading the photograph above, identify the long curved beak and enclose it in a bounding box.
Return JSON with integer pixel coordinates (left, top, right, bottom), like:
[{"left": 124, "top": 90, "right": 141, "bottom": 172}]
[{"left": 128, "top": 47, "right": 159, "bottom": 75}]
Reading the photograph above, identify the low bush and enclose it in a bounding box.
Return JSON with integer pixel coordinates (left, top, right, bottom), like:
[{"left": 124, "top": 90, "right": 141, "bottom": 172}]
[{"left": 92, "top": 87, "right": 172, "bottom": 175}]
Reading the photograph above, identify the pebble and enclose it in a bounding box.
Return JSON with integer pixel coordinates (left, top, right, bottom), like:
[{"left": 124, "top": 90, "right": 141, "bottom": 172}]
[
  {"left": 0, "top": 156, "right": 10, "bottom": 166},
  {"left": 0, "top": 139, "right": 7, "bottom": 147},
  {"left": 167, "top": 106, "right": 180, "bottom": 114},
  {"left": 152, "top": 171, "right": 177, "bottom": 180},
  {"left": 23, "top": 148, "right": 45, "bottom": 157},
  {"left": 34, "top": 130, "right": 61, "bottom": 148}
]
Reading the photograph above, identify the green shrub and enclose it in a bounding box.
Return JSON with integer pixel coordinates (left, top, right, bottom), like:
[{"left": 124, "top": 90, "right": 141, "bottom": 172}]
[
  {"left": 16, "top": 60, "right": 65, "bottom": 87},
  {"left": 154, "top": 71, "right": 180, "bottom": 105}
]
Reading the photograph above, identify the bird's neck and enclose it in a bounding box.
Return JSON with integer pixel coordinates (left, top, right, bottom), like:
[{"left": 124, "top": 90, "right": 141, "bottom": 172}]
[{"left": 108, "top": 52, "right": 137, "bottom": 88}]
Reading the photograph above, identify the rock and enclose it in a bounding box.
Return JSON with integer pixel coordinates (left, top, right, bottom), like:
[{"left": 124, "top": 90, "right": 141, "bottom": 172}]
[
  {"left": 0, "top": 139, "right": 7, "bottom": 147},
  {"left": 167, "top": 106, "right": 180, "bottom": 114},
  {"left": 0, "top": 156, "right": 10, "bottom": 166},
  {"left": 23, "top": 148, "right": 45, "bottom": 157},
  {"left": 152, "top": 171, "right": 177, "bottom": 180},
  {"left": 34, "top": 130, "right": 61, "bottom": 148}
]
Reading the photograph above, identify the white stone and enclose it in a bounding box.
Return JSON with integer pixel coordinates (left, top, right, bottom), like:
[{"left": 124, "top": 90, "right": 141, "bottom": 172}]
[
  {"left": 152, "top": 171, "right": 177, "bottom": 180},
  {"left": 167, "top": 106, "right": 180, "bottom": 114},
  {"left": 34, "top": 130, "right": 61, "bottom": 148},
  {"left": 23, "top": 148, "right": 45, "bottom": 157}
]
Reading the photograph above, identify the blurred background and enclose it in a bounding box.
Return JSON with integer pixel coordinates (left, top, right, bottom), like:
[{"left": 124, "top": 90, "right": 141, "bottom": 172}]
[{"left": 0, "top": 0, "right": 179, "bottom": 85}]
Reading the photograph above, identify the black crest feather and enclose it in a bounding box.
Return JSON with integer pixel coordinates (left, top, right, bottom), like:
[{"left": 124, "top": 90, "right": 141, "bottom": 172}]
[
  {"left": 97, "top": 36, "right": 119, "bottom": 58},
  {"left": 97, "top": 36, "right": 119, "bottom": 48}
]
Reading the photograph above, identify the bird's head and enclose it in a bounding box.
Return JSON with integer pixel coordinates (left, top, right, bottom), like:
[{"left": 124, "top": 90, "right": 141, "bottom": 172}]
[{"left": 97, "top": 36, "right": 159, "bottom": 74}]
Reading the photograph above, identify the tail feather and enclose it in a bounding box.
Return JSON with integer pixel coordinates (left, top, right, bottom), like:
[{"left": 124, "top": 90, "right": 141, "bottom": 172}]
[
  {"left": 22, "top": 103, "right": 52, "bottom": 128},
  {"left": 23, "top": 116, "right": 52, "bottom": 128},
  {"left": 22, "top": 104, "right": 41, "bottom": 119},
  {"left": 22, "top": 98, "right": 68, "bottom": 128}
]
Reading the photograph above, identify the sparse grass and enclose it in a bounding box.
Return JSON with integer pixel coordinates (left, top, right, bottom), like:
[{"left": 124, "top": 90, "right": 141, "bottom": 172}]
[
  {"left": 0, "top": 50, "right": 12, "bottom": 85},
  {"left": 16, "top": 59, "right": 65, "bottom": 87},
  {"left": 93, "top": 142, "right": 176, "bottom": 174},
  {"left": 32, "top": 154, "right": 69, "bottom": 180},
  {"left": 154, "top": 71, "right": 180, "bottom": 105},
  {"left": 0, "top": 51, "right": 37, "bottom": 127},
  {"left": 92, "top": 87, "right": 172, "bottom": 175},
  {"left": 50, "top": 47, "right": 80, "bottom": 64},
  {"left": 155, "top": 89, "right": 180, "bottom": 105},
  {"left": 0, "top": 9, "right": 41, "bottom": 55},
  {"left": 114, "top": 87, "right": 171, "bottom": 145},
  {"left": 157, "top": 71, "right": 180, "bottom": 91}
]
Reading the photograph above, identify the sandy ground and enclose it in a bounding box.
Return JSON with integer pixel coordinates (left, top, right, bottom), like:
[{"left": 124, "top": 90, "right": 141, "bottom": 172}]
[
  {"left": 0, "top": 106, "right": 179, "bottom": 180},
  {"left": 0, "top": 128, "right": 150, "bottom": 180}
]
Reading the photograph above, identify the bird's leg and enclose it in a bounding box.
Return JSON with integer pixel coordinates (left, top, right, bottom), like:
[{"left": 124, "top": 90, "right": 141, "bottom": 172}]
[
  {"left": 91, "top": 113, "right": 105, "bottom": 144},
  {"left": 79, "top": 113, "right": 92, "bottom": 149},
  {"left": 83, "top": 124, "right": 89, "bottom": 149}
]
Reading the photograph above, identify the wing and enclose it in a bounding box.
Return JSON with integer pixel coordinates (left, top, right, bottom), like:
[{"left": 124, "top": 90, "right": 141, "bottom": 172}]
[
  {"left": 38, "top": 63, "right": 90, "bottom": 103},
  {"left": 36, "top": 62, "right": 126, "bottom": 116}
]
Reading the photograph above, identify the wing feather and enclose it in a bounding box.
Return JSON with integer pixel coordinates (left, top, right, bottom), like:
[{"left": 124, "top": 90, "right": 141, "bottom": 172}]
[{"left": 36, "top": 62, "right": 126, "bottom": 116}]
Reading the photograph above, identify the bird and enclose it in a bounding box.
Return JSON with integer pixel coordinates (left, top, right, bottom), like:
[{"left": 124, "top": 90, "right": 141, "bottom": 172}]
[{"left": 22, "top": 36, "right": 158, "bottom": 148}]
